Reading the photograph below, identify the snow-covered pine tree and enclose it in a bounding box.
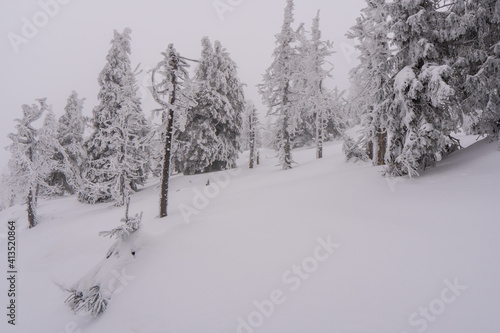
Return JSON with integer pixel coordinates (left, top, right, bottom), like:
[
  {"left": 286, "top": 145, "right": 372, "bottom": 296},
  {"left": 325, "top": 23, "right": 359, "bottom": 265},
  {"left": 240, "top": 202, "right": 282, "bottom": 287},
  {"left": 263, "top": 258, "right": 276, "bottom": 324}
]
[
  {"left": 37, "top": 108, "right": 69, "bottom": 198},
  {"left": 111, "top": 94, "right": 150, "bottom": 217},
  {"left": 81, "top": 28, "right": 149, "bottom": 205},
  {"left": 150, "top": 44, "right": 193, "bottom": 218},
  {"left": 259, "top": 0, "right": 302, "bottom": 170},
  {"left": 242, "top": 101, "right": 261, "bottom": 168},
  {"left": 7, "top": 99, "right": 63, "bottom": 228},
  {"left": 303, "top": 10, "right": 335, "bottom": 159},
  {"left": 347, "top": 0, "right": 392, "bottom": 165},
  {"left": 211, "top": 40, "right": 245, "bottom": 170},
  {"left": 51, "top": 91, "right": 87, "bottom": 194},
  {"left": 149, "top": 123, "right": 165, "bottom": 178},
  {"left": 178, "top": 37, "right": 245, "bottom": 174},
  {"left": 177, "top": 38, "right": 220, "bottom": 175},
  {"left": 289, "top": 24, "right": 313, "bottom": 149},
  {"left": 325, "top": 87, "right": 346, "bottom": 140},
  {"left": 383, "top": 0, "right": 459, "bottom": 177},
  {"left": 448, "top": 0, "right": 500, "bottom": 145}
]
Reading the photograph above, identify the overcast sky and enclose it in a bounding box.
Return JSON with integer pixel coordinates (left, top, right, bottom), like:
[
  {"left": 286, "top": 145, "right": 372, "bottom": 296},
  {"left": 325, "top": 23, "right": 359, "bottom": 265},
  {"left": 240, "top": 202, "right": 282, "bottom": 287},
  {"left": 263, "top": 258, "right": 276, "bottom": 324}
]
[{"left": 0, "top": 0, "right": 365, "bottom": 169}]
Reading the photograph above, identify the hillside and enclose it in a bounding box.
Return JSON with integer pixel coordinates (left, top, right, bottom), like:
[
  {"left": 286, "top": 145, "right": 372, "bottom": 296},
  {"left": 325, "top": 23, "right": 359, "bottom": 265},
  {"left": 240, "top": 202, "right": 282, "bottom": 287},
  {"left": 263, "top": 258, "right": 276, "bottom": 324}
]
[{"left": 1, "top": 136, "right": 499, "bottom": 333}]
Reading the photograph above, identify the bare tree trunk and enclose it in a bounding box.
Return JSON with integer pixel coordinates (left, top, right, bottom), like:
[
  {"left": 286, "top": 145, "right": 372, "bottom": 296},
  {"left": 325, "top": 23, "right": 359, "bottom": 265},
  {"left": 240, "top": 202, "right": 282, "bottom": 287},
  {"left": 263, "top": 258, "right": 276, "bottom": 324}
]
[
  {"left": 34, "top": 183, "right": 40, "bottom": 206},
  {"left": 377, "top": 130, "right": 387, "bottom": 166},
  {"left": 26, "top": 146, "right": 37, "bottom": 228},
  {"left": 256, "top": 150, "right": 260, "bottom": 165},
  {"left": 316, "top": 112, "right": 323, "bottom": 159},
  {"left": 27, "top": 187, "right": 36, "bottom": 229},
  {"left": 159, "top": 56, "right": 178, "bottom": 218},
  {"left": 124, "top": 192, "right": 130, "bottom": 221},
  {"left": 367, "top": 139, "right": 374, "bottom": 161}
]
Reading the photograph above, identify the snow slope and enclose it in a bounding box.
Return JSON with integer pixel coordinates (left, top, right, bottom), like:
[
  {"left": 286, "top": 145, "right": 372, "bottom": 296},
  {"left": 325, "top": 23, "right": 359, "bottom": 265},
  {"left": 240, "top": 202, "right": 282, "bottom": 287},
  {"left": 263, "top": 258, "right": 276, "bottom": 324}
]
[{"left": 1, "top": 137, "right": 499, "bottom": 333}]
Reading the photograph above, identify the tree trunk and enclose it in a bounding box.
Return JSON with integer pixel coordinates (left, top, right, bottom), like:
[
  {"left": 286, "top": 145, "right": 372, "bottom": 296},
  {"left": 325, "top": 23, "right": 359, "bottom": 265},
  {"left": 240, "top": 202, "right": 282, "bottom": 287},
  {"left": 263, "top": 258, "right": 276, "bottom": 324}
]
[
  {"left": 34, "top": 183, "right": 40, "bottom": 206},
  {"left": 282, "top": 114, "right": 292, "bottom": 170},
  {"left": 27, "top": 187, "right": 36, "bottom": 229},
  {"left": 367, "top": 139, "right": 374, "bottom": 161},
  {"left": 249, "top": 113, "right": 255, "bottom": 169},
  {"left": 281, "top": 81, "right": 292, "bottom": 170},
  {"left": 124, "top": 192, "right": 130, "bottom": 221},
  {"left": 316, "top": 112, "right": 323, "bottom": 159},
  {"left": 159, "top": 66, "right": 178, "bottom": 218},
  {"left": 377, "top": 130, "right": 387, "bottom": 166},
  {"left": 160, "top": 108, "right": 175, "bottom": 218},
  {"left": 26, "top": 146, "right": 37, "bottom": 228}
]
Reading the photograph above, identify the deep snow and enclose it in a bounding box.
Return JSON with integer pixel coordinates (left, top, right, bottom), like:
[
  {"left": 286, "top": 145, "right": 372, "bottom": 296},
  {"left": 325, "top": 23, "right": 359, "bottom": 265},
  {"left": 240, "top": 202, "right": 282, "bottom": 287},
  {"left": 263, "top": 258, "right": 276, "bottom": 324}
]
[{"left": 1, "top": 136, "right": 499, "bottom": 333}]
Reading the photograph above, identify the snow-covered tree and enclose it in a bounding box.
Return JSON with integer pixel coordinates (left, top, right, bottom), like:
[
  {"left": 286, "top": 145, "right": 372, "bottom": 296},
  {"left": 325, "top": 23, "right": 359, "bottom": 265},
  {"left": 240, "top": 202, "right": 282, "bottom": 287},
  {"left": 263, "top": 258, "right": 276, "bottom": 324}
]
[
  {"left": 49, "top": 91, "right": 87, "bottom": 194},
  {"left": 383, "top": 0, "right": 459, "bottom": 177},
  {"left": 242, "top": 101, "right": 262, "bottom": 168},
  {"left": 111, "top": 97, "right": 150, "bottom": 217},
  {"left": 448, "top": 0, "right": 500, "bottom": 144},
  {"left": 177, "top": 37, "right": 245, "bottom": 175},
  {"left": 212, "top": 40, "right": 245, "bottom": 169},
  {"left": 259, "top": 0, "right": 302, "bottom": 170},
  {"left": 174, "top": 39, "right": 214, "bottom": 175},
  {"left": 37, "top": 109, "right": 66, "bottom": 197},
  {"left": 151, "top": 44, "right": 194, "bottom": 218},
  {"left": 81, "top": 28, "right": 149, "bottom": 205},
  {"left": 7, "top": 99, "right": 63, "bottom": 228},
  {"left": 325, "top": 87, "right": 346, "bottom": 140},
  {"left": 301, "top": 10, "right": 335, "bottom": 159},
  {"left": 347, "top": 0, "right": 392, "bottom": 165}
]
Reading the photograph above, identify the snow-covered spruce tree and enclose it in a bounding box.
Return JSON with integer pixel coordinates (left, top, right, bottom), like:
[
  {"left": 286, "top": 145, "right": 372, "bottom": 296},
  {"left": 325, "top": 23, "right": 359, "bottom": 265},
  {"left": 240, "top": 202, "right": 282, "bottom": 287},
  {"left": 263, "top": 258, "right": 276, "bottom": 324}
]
[
  {"left": 212, "top": 40, "right": 245, "bottom": 170},
  {"left": 37, "top": 108, "right": 69, "bottom": 198},
  {"left": 149, "top": 123, "right": 165, "bottom": 178},
  {"left": 66, "top": 211, "right": 143, "bottom": 317},
  {"left": 327, "top": 87, "right": 346, "bottom": 139},
  {"left": 289, "top": 25, "right": 314, "bottom": 149},
  {"left": 49, "top": 91, "right": 87, "bottom": 195},
  {"left": 7, "top": 99, "right": 63, "bottom": 228},
  {"left": 80, "top": 28, "right": 149, "bottom": 205},
  {"left": 259, "top": 0, "right": 302, "bottom": 170},
  {"left": 112, "top": 94, "right": 150, "bottom": 218},
  {"left": 177, "top": 37, "right": 245, "bottom": 175},
  {"left": 242, "top": 101, "right": 262, "bottom": 168},
  {"left": 176, "top": 38, "right": 219, "bottom": 175},
  {"left": 383, "top": 0, "right": 459, "bottom": 177},
  {"left": 347, "top": 0, "right": 392, "bottom": 166},
  {"left": 151, "top": 44, "right": 193, "bottom": 218},
  {"left": 302, "top": 10, "right": 335, "bottom": 159},
  {"left": 448, "top": 0, "right": 500, "bottom": 145}
]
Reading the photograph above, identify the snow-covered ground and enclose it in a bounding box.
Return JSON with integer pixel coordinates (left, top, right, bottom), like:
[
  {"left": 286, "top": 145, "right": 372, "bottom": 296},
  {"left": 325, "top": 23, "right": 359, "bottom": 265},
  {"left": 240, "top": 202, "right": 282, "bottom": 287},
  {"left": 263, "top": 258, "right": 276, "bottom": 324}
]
[{"left": 1, "top": 135, "right": 499, "bottom": 333}]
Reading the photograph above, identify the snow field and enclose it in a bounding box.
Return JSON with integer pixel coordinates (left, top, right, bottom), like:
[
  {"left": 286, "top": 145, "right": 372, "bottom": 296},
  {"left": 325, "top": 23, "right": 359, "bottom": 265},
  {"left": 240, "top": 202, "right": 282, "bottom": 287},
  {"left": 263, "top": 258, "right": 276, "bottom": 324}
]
[{"left": 0, "top": 137, "right": 499, "bottom": 333}]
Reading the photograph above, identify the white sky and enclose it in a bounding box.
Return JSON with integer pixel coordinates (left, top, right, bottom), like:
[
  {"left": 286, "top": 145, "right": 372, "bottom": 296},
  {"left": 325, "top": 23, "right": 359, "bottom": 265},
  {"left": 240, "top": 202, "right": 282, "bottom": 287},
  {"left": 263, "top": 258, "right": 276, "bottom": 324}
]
[{"left": 0, "top": 0, "right": 364, "bottom": 169}]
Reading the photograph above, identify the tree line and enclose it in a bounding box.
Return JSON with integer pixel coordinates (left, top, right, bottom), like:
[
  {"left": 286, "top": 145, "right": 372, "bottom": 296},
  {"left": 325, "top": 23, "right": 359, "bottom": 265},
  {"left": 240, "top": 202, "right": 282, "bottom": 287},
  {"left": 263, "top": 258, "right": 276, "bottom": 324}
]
[{"left": 4, "top": 2, "right": 344, "bottom": 227}]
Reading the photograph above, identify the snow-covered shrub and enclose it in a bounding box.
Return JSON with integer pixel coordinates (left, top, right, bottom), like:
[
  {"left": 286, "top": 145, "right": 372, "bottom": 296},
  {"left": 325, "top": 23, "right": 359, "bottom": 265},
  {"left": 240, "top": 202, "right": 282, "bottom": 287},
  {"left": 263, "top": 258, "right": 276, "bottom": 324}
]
[
  {"left": 65, "top": 212, "right": 142, "bottom": 317},
  {"left": 342, "top": 136, "right": 368, "bottom": 162},
  {"left": 65, "top": 285, "right": 108, "bottom": 318}
]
